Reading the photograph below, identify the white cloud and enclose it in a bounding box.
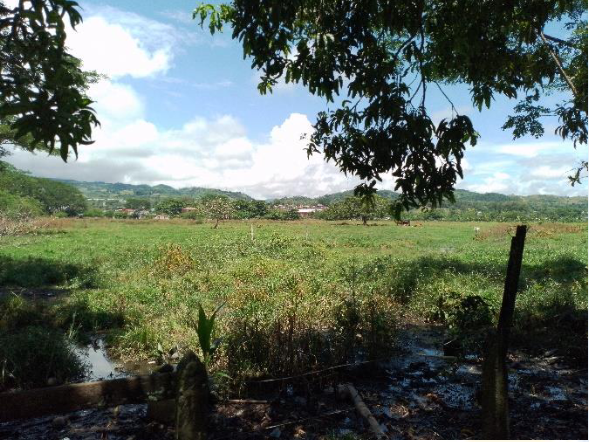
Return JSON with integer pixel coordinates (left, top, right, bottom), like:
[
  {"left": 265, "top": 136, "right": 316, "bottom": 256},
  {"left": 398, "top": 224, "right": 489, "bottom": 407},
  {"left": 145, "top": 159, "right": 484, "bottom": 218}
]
[
  {"left": 529, "top": 165, "right": 571, "bottom": 179},
  {"left": 6, "top": 113, "right": 360, "bottom": 199},
  {"left": 495, "top": 141, "right": 570, "bottom": 158},
  {"left": 465, "top": 172, "right": 511, "bottom": 193},
  {"left": 67, "top": 15, "right": 173, "bottom": 79},
  {"left": 88, "top": 81, "right": 144, "bottom": 122}
]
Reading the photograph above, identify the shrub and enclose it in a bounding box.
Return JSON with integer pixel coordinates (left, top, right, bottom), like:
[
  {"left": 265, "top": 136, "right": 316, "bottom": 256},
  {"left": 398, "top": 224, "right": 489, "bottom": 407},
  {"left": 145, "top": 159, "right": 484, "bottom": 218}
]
[
  {"left": 426, "top": 291, "right": 493, "bottom": 331},
  {"left": 0, "top": 190, "right": 44, "bottom": 219},
  {"left": 180, "top": 211, "right": 205, "bottom": 223},
  {"left": 151, "top": 244, "right": 196, "bottom": 278},
  {"left": 264, "top": 209, "right": 300, "bottom": 220},
  {"left": 0, "top": 326, "right": 85, "bottom": 390},
  {"left": 83, "top": 208, "right": 105, "bottom": 217}
]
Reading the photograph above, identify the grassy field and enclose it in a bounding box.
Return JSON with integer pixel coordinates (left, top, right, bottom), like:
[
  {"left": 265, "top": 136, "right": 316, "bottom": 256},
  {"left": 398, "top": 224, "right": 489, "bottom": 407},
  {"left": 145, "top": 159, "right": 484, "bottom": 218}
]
[{"left": 0, "top": 219, "right": 587, "bottom": 389}]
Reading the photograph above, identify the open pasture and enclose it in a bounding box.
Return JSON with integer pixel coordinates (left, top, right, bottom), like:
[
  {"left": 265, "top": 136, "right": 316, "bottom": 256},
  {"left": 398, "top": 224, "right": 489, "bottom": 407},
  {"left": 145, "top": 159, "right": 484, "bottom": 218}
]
[{"left": 0, "top": 219, "right": 587, "bottom": 388}]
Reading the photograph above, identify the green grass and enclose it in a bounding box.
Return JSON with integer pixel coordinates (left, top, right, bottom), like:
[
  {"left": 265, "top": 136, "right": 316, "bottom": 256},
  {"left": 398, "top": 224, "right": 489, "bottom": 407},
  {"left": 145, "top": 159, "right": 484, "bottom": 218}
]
[{"left": 0, "top": 218, "right": 587, "bottom": 387}]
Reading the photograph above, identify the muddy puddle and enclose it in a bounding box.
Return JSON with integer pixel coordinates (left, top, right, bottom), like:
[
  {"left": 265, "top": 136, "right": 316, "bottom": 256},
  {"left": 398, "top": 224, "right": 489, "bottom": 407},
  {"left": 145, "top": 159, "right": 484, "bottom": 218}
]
[
  {"left": 1, "top": 322, "right": 587, "bottom": 439},
  {"left": 0, "top": 337, "right": 171, "bottom": 440},
  {"left": 72, "top": 337, "right": 157, "bottom": 382}
]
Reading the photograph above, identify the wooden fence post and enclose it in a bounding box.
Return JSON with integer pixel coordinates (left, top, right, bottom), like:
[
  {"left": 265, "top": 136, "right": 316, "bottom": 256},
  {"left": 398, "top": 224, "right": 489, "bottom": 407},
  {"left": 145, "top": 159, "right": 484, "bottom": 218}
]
[
  {"left": 175, "top": 351, "right": 209, "bottom": 440},
  {"left": 482, "top": 225, "right": 527, "bottom": 439}
]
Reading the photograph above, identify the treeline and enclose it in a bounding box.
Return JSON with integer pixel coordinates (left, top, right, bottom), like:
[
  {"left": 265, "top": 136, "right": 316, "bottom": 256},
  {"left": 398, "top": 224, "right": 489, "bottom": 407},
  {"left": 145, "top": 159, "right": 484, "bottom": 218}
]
[
  {"left": 0, "top": 162, "right": 87, "bottom": 219},
  {"left": 317, "top": 190, "right": 587, "bottom": 222},
  {"left": 88, "top": 196, "right": 302, "bottom": 222},
  {"left": 2, "top": 163, "right": 586, "bottom": 222}
]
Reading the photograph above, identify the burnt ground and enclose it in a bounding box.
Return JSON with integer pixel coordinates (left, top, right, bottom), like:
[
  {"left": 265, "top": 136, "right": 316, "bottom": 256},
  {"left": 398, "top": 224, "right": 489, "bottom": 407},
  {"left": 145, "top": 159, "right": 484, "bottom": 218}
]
[{"left": 1, "top": 320, "right": 587, "bottom": 440}]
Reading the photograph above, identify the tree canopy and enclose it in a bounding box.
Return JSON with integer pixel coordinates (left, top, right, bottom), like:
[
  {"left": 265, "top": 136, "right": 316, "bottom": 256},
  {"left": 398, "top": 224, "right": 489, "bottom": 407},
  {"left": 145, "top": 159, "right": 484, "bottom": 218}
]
[
  {"left": 195, "top": 0, "right": 587, "bottom": 215},
  {"left": 0, "top": 0, "right": 99, "bottom": 161},
  {"left": 155, "top": 198, "right": 187, "bottom": 216},
  {"left": 318, "top": 194, "right": 391, "bottom": 224},
  {"left": 0, "top": 161, "right": 87, "bottom": 215}
]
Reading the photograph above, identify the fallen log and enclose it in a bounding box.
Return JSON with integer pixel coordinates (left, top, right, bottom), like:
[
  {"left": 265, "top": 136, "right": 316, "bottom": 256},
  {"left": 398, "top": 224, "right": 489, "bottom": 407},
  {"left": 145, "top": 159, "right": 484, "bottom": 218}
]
[
  {"left": 0, "top": 372, "right": 177, "bottom": 422},
  {"left": 338, "top": 383, "right": 386, "bottom": 439}
]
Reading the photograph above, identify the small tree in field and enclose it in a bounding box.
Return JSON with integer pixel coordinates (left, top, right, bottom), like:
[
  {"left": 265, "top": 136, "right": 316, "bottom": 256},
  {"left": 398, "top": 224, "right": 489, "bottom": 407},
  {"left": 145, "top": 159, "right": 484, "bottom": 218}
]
[{"left": 202, "top": 196, "right": 234, "bottom": 228}]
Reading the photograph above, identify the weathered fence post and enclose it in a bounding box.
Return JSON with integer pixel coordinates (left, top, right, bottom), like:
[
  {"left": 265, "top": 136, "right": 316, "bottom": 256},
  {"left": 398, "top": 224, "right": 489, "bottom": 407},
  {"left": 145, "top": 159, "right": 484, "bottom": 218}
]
[
  {"left": 175, "top": 351, "right": 209, "bottom": 439},
  {"left": 482, "top": 225, "right": 527, "bottom": 439}
]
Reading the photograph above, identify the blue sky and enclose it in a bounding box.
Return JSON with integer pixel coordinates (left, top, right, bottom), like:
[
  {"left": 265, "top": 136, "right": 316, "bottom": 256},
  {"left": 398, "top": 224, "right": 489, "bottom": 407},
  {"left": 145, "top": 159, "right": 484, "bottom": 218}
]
[{"left": 5, "top": 0, "right": 588, "bottom": 199}]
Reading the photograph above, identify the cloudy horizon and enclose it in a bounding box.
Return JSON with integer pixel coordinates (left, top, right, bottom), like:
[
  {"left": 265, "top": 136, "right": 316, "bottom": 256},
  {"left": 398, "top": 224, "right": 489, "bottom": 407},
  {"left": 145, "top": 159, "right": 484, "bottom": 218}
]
[{"left": 4, "top": 1, "right": 587, "bottom": 200}]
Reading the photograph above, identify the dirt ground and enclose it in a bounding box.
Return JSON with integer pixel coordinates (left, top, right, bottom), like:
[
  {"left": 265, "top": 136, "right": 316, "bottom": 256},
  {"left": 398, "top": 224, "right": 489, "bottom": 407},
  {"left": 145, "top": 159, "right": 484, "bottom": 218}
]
[{"left": 1, "top": 320, "right": 587, "bottom": 440}]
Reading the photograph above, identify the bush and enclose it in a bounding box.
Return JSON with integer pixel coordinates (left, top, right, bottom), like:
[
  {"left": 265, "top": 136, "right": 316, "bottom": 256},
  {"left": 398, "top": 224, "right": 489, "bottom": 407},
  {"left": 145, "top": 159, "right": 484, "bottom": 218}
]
[
  {"left": 83, "top": 208, "right": 105, "bottom": 217},
  {"left": 180, "top": 211, "right": 205, "bottom": 222},
  {"left": 0, "top": 190, "right": 44, "bottom": 219},
  {"left": 264, "top": 209, "right": 300, "bottom": 220},
  {"left": 0, "top": 326, "right": 85, "bottom": 390}
]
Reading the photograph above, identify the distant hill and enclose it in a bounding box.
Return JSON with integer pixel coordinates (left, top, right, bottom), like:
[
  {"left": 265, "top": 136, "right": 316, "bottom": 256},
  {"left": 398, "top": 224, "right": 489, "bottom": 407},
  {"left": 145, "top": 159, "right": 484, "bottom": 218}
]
[
  {"left": 423, "top": 189, "right": 587, "bottom": 221},
  {"left": 50, "top": 177, "right": 587, "bottom": 221},
  {"left": 56, "top": 179, "right": 253, "bottom": 203}
]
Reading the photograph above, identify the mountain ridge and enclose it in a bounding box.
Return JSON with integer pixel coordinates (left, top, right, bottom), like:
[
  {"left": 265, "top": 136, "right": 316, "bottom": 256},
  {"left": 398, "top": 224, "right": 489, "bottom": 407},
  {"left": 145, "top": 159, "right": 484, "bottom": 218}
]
[{"left": 55, "top": 177, "right": 587, "bottom": 203}]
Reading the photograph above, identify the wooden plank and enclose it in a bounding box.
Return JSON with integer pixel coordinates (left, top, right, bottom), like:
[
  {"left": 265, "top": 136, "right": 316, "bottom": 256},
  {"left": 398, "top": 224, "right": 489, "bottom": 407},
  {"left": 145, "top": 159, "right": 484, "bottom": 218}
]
[{"left": 0, "top": 372, "right": 177, "bottom": 422}]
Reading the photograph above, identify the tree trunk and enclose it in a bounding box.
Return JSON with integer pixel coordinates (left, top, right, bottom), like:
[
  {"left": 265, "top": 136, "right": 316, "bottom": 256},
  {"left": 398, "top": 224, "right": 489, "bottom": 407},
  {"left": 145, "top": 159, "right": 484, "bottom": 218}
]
[{"left": 482, "top": 225, "right": 527, "bottom": 439}]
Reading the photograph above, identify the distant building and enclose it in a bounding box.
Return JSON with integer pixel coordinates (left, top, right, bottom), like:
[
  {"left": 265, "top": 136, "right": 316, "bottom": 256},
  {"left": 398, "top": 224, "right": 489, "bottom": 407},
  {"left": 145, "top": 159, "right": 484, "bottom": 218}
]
[
  {"left": 297, "top": 206, "right": 326, "bottom": 218},
  {"left": 182, "top": 207, "right": 198, "bottom": 213},
  {"left": 154, "top": 214, "right": 170, "bottom": 220}
]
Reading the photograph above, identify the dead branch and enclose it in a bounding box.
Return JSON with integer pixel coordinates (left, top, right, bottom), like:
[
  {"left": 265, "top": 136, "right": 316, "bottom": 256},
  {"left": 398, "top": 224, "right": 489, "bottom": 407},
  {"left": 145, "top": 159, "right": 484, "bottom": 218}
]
[
  {"left": 248, "top": 358, "right": 388, "bottom": 385},
  {"left": 263, "top": 407, "right": 355, "bottom": 431},
  {"left": 338, "top": 384, "right": 387, "bottom": 439},
  {"left": 538, "top": 30, "right": 578, "bottom": 98},
  {"left": 225, "top": 399, "right": 269, "bottom": 404}
]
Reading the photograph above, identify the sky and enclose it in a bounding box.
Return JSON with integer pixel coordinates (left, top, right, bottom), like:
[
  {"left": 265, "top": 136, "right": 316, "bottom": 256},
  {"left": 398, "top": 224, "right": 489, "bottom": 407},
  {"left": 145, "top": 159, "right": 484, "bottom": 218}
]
[{"left": 4, "top": 0, "right": 588, "bottom": 199}]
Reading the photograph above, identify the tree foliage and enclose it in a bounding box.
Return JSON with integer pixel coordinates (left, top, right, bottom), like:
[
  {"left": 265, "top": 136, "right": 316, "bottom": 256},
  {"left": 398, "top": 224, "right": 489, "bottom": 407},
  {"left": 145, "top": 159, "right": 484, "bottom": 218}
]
[
  {"left": 502, "top": 18, "right": 588, "bottom": 184},
  {"left": 125, "top": 197, "right": 151, "bottom": 210},
  {"left": 0, "top": 161, "right": 87, "bottom": 215},
  {"left": 318, "top": 195, "right": 390, "bottom": 223},
  {"left": 0, "top": 0, "right": 99, "bottom": 161},
  {"left": 232, "top": 199, "right": 268, "bottom": 219},
  {"left": 202, "top": 195, "right": 235, "bottom": 227},
  {"left": 194, "top": 0, "right": 587, "bottom": 216},
  {"left": 155, "top": 198, "right": 187, "bottom": 216}
]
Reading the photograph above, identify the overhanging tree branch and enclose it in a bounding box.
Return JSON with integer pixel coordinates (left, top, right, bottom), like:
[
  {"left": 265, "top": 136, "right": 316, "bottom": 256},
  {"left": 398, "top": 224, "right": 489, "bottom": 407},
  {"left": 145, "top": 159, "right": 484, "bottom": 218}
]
[{"left": 538, "top": 29, "right": 579, "bottom": 98}]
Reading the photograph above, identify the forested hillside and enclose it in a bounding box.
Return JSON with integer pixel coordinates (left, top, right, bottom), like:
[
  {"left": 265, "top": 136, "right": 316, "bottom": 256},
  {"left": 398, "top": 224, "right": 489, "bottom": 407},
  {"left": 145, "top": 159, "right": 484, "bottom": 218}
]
[
  {"left": 57, "top": 179, "right": 252, "bottom": 205},
  {"left": 0, "top": 162, "right": 87, "bottom": 218}
]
